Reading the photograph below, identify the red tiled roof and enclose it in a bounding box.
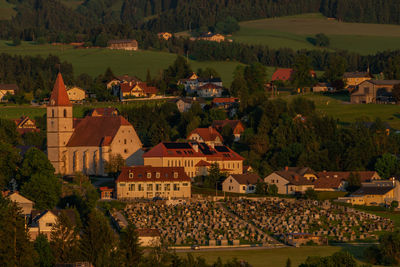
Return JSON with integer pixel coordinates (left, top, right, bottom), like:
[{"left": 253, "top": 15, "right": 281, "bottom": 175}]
[
  {"left": 116, "top": 166, "right": 191, "bottom": 183},
  {"left": 274, "top": 171, "right": 314, "bottom": 186},
  {"left": 271, "top": 68, "right": 294, "bottom": 82},
  {"left": 212, "top": 119, "right": 245, "bottom": 134},
  {"left": 197, "top": 83, "right": 223, "bottom": 90},
  {"left": 67, "top": 116, "right": 132, "bottom": 147},
  {"left": 0, "top": 84, "right": 19, "bottom": 91},
  {"left": 89, "top": 107, "right": 118, "bottom": 117},
  {"left": 49, "top": 73, "right": 72, "bottom": 106},
  {"left": 317, "top": 171, "right": 380, "bottom": 182},
  {"left": 229, "top": 173, "right": 260, "bottom": 185},
  {"left": 313, "top": 177, "right": 345, "bottom": 189},
  {"left": 212, "top": 98, "right": 238, "bottom": 104},
  {"left": 120, "top": 82, "right": 158, "bottom": 95},
  {"left": 143, "top": 142, "right": 244, "bottom": 161},
  {"left": 188, "top": 127, "right": 223, "bottom": 142}
]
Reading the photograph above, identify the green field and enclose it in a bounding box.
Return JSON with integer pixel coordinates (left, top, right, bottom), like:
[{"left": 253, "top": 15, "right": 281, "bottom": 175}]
[
  {"left": 232, "top": 13, "right": 400, "bottom": 55},
  {"left": 0, "top": 0, "right": 16, "bottom": 20},
  {"left": 0, "top": 41, "right": 243, "bottom": 86},
  {"left": 178, "top": 246, "right": 341, "bottom": 267}
]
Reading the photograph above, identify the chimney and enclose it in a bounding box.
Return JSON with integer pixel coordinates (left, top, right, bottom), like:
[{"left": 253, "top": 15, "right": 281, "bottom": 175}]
[
  {"left": 294, "top": 175, "right": 299, "bottom": 182},
  {"left": 285, "top": 166, "right": 289, "bottom": 171}
]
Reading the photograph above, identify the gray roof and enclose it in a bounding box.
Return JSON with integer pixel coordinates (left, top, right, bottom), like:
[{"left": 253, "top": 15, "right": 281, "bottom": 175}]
[
  {"left": 368, "top": 80, "right": 400, "bottom": 85},
  {"left": 229, "top": 174, "right": 261, "bottom": 185},
  {"left": 343, "top": 72, "right": 372, "bottom": 78},
  {"left": 352, "top": 186, "right": 393, "bottom": 196}
]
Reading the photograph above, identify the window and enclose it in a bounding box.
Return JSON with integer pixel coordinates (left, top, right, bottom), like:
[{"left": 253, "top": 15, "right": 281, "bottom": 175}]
[
  {"left": 124, "top": 149, "right": 128, "bottom": 153},
  {"left": 174, "top": 172, "right": 178, "bottom": 178},
  {"left": 173, "top": 183, "right": 180, "bottom": 191},
  {"left": 147, "top": 184, "right": 153, "bottom": 191},
  {"left": 129, "top": 173, "right": 134, "bottom": 179},
  {"left": 156, "top": 184, "right": 162, "bottom": 191},
  {"left": 147, "top": 173, "right": 151, "bottom": 178},
  {"left": 120, "top": 183, "right": 126, "bottom": 187},
  {"left": 156, "top": 172, "right": 160, "bottom": 178},
  {"left": 242, "top": 186, "right": 246, "bottom": 190},
  {"left": 138, "top": 184, "right": 144, "bottom": 191},
  {"left": 46, "top": 223, "right": 53, "bottom": 227},
  {"left": 182, "top": 183, "right": 188, "bottom": 186},
  {"left": 129, "top": 184, "right": 135, "bottom": 191},
  {"left": 124, "top": 139, "right": 127, "bottom": 144},
  {"left": 52, "top": 109, "right": 55, "bottom": 118},
  {"left": 230, "top": 179, "right": 232, "bottom": 183},
  {"left": 164, "top": 183, "right": 171, "bottom": 191},
  {"left": 63, "top": 109, "right": 67, "bottom": 117}
]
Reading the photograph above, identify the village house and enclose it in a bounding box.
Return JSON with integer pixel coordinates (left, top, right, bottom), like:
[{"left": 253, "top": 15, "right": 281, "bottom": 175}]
[
  {"left": 0, "top": 84, "right": 18, "bottom": 101},
  {"left": 198, "top": 33, "right": 226, "bottom": 43},
  {"left": 196, "top": 83, "right": 224, "bottom": 97},
  {"left": 212, "top": 119, "right": 245, "bottom": 142},
  {"left": 283, "top": 233, "right": 326, "bottom": 247},
  {"left": 271, "top": 68, "right": 316, "bottom": 83},
  {"left": 67, "top": 86, "right": 86, "bottom": 102},
  {"left": 264, "top": 167, "right": 316, "bottom": 195},
  {"left": 143, "top": 142, "right": 244, "bottom": 178},
  {"left": 137, "top": 229, "right": 161, "bottom": 247},
  {"left": 212, "top": 97, "right": 239, "bottom": 109},
  {"left": 187, "top": 127, "right": 224, "bottom": 146},
  {"left": 174, "top": 97, "right": 205, "bottom": 113},
  {"left": 343, "top": 72, "right": 373, "bottom": 89},
  {"left": 46, "top": 73, "right": 143, "bottom": 176},
  {"left": 2, "top": 191, "right": 34, "bottom": 216},
  {"left": 99, "top": 187, "right": 114, "bottom": 200},
  {"left": 157, "top": 32, "right": 173, "bottom": 40},
  {"left": 314, "top": 171, "right": 381, "bottom": 191},
  {"left": 28, "top": 209, "right": 76, "bottom": 241},
  {"left": 312, "top": 83, "right": 334, "bottom": 93},
  {"left": 13, "top": 116, "right": 40, "bottom": 135},
  {"left": 107, "top": 75, "right": 141, "bottom": 89},
  {"left": 351, "top": 80, "right": 400, "bottom": 104},
  {"left": 222, "top": 173, "right": 261, "bottom": 194},
  {"left": 115, "top": 166, "right": 191, "bottom": 199},
  {"left": 107, "top": 39, "right": 138, "bottom": 51},
  {"left": 119, "top": 82, "right": 158, "bottom": 99}
]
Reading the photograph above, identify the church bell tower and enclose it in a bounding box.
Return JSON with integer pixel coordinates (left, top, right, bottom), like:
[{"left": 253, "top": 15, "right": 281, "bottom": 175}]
[{"left": 47, "top": 73, "right": 73, "bottom": 174}]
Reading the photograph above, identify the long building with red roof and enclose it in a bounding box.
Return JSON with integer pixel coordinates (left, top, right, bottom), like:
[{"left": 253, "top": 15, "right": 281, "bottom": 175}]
[
  {"left": 47, "top": 73, "right": 143, "bottom": 176},
  {"left": 143, "top": 142, "right": 244, "bottom": 178}
]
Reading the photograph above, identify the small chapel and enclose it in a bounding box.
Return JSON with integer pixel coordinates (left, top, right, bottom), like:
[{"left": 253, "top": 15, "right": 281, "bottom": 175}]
[{"left": 47, "top": 73, "right": 143, "bottom": 176}]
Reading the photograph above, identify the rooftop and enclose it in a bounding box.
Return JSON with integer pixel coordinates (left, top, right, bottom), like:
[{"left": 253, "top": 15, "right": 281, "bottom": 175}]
[{"left": 116, "top": 166, "right": 191, "bottom": 183}]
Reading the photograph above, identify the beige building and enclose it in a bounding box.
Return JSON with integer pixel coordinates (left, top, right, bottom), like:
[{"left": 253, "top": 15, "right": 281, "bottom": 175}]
[
  {"left": 143, "top": 142, "right": 244, "bottom": 179},
  {"left": 351, "top": 80, "right": 400, "bottom": 104},
  {"left": 138, "top": 229, "right": 161, "bottom": 247},
  {"left": 264, "top": 167, "right": 316, "bottom": 195},
  {"left": 222, "top": 173, "right": 260, "bottom": 194},
  {"left": 187, "top": 127, "right": 223, "bottom": 146},
  {"left": 108, "top": 39, "right": 138, "bottom": 51},
  {"left": 343, "top": 72, "right": 373, "bottom": 88},
  {"left": 47, "top": 74, "right": 143, "bottom": 176},
  {"left": 67, "top": 86, "right": 86, "bottom": 102},
  {"left": 116, "top": 166, "right": 191, "bottom": 199},
  {"left": 196, "top": 83, "right": 224, "bottom": 97},
  {"left": 0, "top": 84, "right": 18, "bottom": 101},
  {"left": 4, "top": 191, "right": 34, "bottom": 215}
]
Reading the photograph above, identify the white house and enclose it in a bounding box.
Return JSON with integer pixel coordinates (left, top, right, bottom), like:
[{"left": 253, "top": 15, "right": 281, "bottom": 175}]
[{"left": 222, "top": 173, "right": 260, "bottom": 194}]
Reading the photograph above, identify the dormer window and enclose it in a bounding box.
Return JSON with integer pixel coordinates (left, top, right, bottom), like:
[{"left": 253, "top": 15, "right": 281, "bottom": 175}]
[
  {"left": 147, "top": 173, "right": 151, "bottom": 178},
  {"left": 174, "top": 172, "right": 178, "bottom": 178},
  {"left": 156, "top": 172, "right": 160, "bottom": 178},
  {"left": 129, "top": 172, "right": 134, "bottom": 179}
]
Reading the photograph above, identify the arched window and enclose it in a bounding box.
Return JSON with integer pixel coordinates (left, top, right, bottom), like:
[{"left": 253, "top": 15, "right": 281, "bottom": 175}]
[{"left": 63, "top": 109, "right": 67, "bottom": 118}]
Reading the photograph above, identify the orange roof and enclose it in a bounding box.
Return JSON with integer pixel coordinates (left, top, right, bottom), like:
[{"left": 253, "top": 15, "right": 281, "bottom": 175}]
[
  {"left": 188, "top": 127, "right": 223, "bottom": 142},
  {"left": 212, "top": 119, "right": 245, "bottom": 134},
  {"left": 49, "top": 73, "right": 72, "bottom": 106},
  {"left": 212, "top": 97, "right": 238, "bottom": 104},
  {"left": 195, "top": 160, "right": 212, "bottom": 167},
  {"left": 271, "top": 68, "right": 316, "bottom": 82},
  {"left": 67, "top": 116, "right": 133, "bottom": 147}
]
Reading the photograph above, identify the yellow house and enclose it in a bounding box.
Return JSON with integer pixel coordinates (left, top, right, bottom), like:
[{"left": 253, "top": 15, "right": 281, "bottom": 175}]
[
  {"left": 116, "top": 166, "right": 191, "bottom": 199},
  {"left": 120, "top": 82, "right": 158, "bottom": 99},
  {"left": 67, "top": 86, "right": 86, "bottom": 102},
  {"left": 200, "top": 33, "right": 226, "bottom": 43},
  {"left": 343, "top": 72, "right": 372, "bottom": 89},
  {"left": 143, "top": 142, "right": 244, "bottom": 178},
  {"left": 0, "top": 84, "right": 18, "bottom": 101}
]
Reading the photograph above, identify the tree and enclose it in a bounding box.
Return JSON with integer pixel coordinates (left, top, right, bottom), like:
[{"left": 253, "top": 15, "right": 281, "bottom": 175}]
[
  {"left": 34, "top": 234, "right": 54, "bottom": 267},
  {"left": 50, "top": 211, "right": 79, "bottom": 264},
  {"left": 299, "top": 250, "right": 357, "bottom": 267},
  {"left": 118, "top": 223, "right": 142, "bottom": 267},
  {"left": 215, "top": 16, "right": 240, "bottom": 34},
  {"left": 346, "top": 172, "right": 361, "bottom": 192},
  {"left": 375, "top": 153, "right": 399, "bottom": 179},
  {"left": 103, "top": 67, "right": 115, "bottom": 83},
  {"left": 80, "top": 210, "right": 117, "bottom": 267},
  {"left": 365, "top": 230, "right": 400, "bottom": 265},
  {"left": 21, "top": 172, "right": 61, "bottom": 209},
  {"left": 255, "top": 180, "right": 267, "bottom": 195},
  {"left": 267, "top": 184, "right": 278, "bottom": 196},
  {"left": 105, "top": 154, "right": 125, "bottom": 178},
  {"left": 0, "top": 118, "right": 19, "bottom": 145},
  {"left": 292, "top": 55, "right": 314, "bottom": 90},
  {"left": 392, "top": 83, "right": 400, "bottom": 103},
  {"left": 0, "top": 141, "right": 21, "bottom": 189},
  {"left": 286, "top": 257, "right": 292, "bottom": 267},
  {"left": 205, "top": 163, "right": 225, "bottom": 189},
  {"left": 304, "top": 188, "right": 317, "bottom": 200},
  {"left": 13, "top": 37, "right": 21, "bottom": 46},
  {"left": 384, "top": 56, "right": 400, "bottom": 80},
  {"left": 314, "top": 33, "right": 330, "bottom": 47},
  {"left": 0, "top": 197, "right": 37, "bottom": 267},
  {"left": 19, "top": 147, "right": 55, "bottom": 184},
  {"left": 323, "top": 55, "right": 347, "bottom": 88},
  {"left": 391, "top": 200, "right": 399, "bottom": 209},
  {"left": 244, "top": 63, "right": 267, "bottom": 92}
]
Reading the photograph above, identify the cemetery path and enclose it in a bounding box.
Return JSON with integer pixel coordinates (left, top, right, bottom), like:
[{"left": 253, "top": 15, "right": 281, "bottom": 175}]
[{"left": 216, "top": 202, "right": 285, "bottom": 247}]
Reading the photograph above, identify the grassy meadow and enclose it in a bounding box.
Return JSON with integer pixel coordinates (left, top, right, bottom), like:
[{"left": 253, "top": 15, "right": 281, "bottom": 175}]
[
  {"left": 0, "top": 41, "right": 244, "bottom": 86},
  {"left": 232, "top": 13, "right": 400, "bottom": 55},
  {"left": 178, "top": 246, "right": 342, "bottom": 267}
]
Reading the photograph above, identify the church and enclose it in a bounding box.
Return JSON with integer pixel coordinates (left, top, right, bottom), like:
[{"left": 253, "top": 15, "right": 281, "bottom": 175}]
[{"left": 47, "top": 73, "right": 143, "bottom": 176}]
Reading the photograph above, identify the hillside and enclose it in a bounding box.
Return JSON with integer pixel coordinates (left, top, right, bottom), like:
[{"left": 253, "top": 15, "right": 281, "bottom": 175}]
[{"left": 232, "top": 13, "right": 400, "bottom": 55}]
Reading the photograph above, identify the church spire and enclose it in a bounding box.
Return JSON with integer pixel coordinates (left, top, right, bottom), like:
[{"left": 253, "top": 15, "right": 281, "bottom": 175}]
[{"left": 49, "top": 73, "right": 71, "bottom": 106}]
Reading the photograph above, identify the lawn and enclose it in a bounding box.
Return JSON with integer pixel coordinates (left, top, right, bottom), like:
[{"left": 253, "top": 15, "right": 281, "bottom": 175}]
[
  {"left": 178, "top": 246, "right": 341, "bottom": 267},
  {"left": 233, "top": 13, "right": 400, "bottom": 55},
  {"left": 0, "top": 41, "right": 242, "bottom": 86}
]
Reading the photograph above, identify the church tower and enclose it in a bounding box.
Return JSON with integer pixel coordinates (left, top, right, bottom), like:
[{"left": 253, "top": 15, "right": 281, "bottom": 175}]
[{"left": 47, "top": 73, "right": 73, "bottom": 174}]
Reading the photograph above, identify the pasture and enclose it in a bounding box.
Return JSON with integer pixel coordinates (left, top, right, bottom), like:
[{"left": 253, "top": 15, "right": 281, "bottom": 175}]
[
  {"left": 0, "top": 41, "right": 243, "bottom": 86},
  {"left": 232, "top": 13, "right": 400, "bottom": 55}
]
